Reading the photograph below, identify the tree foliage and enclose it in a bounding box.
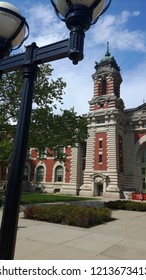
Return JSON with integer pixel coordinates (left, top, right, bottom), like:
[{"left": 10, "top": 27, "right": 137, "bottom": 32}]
[{"left": 0, "top": 63, "right": 88, "bottom": 164}]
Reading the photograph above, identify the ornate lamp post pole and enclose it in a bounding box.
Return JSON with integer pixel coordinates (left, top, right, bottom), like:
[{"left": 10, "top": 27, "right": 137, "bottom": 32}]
[{"left": 0, "top": 0, "right": 112, "bottom": 259}]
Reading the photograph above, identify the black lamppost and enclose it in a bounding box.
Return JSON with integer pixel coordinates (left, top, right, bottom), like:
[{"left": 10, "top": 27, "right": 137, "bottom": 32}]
[{"left": 0, "top": 0, "right": 112, "bottom": 260}]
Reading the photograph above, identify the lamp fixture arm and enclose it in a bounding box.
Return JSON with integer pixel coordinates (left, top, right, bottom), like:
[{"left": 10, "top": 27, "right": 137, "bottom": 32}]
[{"left": 0, "top": 38, "right": 70, "bottom": 73}]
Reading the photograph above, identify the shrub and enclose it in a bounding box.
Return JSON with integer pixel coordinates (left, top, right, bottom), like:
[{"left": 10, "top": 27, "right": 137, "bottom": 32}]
[
  {"left": 23, "top": 204, "right": 111, "bottom": 228},
  {"left": 23, "top": 205, "right": 38, "bottom": 219},
  {"left": 104, "top": 200, "right": 146, "bottom": 212},
  {"left": 104, "top": 200, "right": 127, "bottom": 210},
  {"left": 125, "top": 201, "right": 146, "bottom": 211}
]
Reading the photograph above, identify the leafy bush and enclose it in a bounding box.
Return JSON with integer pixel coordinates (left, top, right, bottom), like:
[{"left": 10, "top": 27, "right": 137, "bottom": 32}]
[
  {"left": 104, "top": 200, "right": 146, "bottom": 212},
  {"left": 104, "top": 200, "right": 127, "bottom": 210},
  {"left": 23, "top": 205, "right": 38, "bottom": 219},
  {"left": 23, "top": 204, "right": 111, "bottom": 228},
  {"left": 125, "top": 201, "right": 146, "bottom": 211}
]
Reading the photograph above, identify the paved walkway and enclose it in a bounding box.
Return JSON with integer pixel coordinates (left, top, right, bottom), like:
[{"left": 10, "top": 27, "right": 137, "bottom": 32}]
[{"left": 1, "top": 205, "right": 146, "bottom": 260}]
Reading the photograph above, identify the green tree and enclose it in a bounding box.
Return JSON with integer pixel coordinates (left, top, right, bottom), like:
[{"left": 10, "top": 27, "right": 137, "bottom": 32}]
[
  {"left": 0, "top": 64, "right": 88, "bottom": 165},
  {"left": 0, "top": 115, "right": 13, "bottom": 166}
]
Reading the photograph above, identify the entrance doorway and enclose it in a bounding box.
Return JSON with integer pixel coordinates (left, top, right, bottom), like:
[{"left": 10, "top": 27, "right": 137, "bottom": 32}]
[
  {"left": 94, "top": 183, "right": 103, "bottom": 196},
  {"left": 91, "top": 173, "right": 107, "bottom": 197},
  {"left": 93, "top": 176, "right": 103, "bottom": 196}
]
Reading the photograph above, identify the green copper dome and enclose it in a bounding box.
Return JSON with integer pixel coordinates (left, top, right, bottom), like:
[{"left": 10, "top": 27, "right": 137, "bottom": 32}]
[{"left": 95, "top": 42, "right": 120, "bottom": 71}]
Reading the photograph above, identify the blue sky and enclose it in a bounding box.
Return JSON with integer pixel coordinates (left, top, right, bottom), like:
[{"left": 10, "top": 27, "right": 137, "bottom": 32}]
[{"left": 5, "top": 0, "right": 146, "bottom": 114}]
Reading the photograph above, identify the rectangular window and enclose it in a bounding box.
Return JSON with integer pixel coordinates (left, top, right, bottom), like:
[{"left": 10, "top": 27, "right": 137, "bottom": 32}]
[
  {"left": 96, "top": 119, "right": 105, "bottom": 124},
  {"left": 118, "top": 135, "right": 124, "bottom": 173},
  {"left": 82, "top": 142, "right": 86, "bottom": 171},
  {"left": 143, "top": 178, "right": 146, "bottom": 189},
  {"left": 141, "top": 150, "right": 146, "bottom": 163},
  {"left": 99, "top": 140, "right": 102, "bottom": 149},
  {"left": 99, "top": 154, "right": 102, "bottom": 163},
  {"left": 142, "top": 168, "right": 146, "bottom": 175}
]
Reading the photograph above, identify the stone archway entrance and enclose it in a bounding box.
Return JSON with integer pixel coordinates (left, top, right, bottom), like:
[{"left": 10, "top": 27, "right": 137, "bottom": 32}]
[
  {"left": 90, "top": 173, "right": 108, "bottom": 197},
  {"left": 94, "top": 177, "right": 103, "bottom": 196}
]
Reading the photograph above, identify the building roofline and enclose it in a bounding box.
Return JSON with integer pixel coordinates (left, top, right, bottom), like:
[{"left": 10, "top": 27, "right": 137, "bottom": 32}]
[{"left": 123, "top": 103, "right": 146, "bottom": 113}]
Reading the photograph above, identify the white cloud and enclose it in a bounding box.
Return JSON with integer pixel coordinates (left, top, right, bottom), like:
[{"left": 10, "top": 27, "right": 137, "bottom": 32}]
[
  {"left": 24, "top": 4, "right": 146, "bottom": 53},
  {"left": 25, "top": 3, "right": 69, "bottom": 47},
  {"left": 90, "top": 11, "right": 146, "bottom": 52},
  {"left": 51, "top": 56, "right": 94, "bottom": 115},
  {"left": 20, "top": 4, "right": 146, "bottom": 115},
  {"left": 132, "top": 11, "right": 141, "bottom": 17},
  {"left": 121, "top": 61, "right": 146, "bottom": 109},
  {"left": 119, "top": 10, "right": 141, "bottom": 24}
]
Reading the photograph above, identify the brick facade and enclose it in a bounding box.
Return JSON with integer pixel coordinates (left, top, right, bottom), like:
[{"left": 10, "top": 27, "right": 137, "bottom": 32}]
[
  {"left": 2, "top": 48, "right": 146, "bottom": 199},
  {"left": 22, "top": 49, "right": 146, "bottom": 198}
]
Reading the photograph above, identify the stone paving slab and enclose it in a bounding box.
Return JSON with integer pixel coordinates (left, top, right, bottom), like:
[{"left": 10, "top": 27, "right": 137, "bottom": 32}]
[
  {"left": 1, "top": 208, "right": 146, "bottom": 260},
  {"left": 101, "top": 245, "right": 146, "bottom": 260}
]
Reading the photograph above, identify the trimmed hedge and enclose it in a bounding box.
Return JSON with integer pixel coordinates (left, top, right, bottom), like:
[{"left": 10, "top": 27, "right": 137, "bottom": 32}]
[
  {"left": 23, "top": 204, "right": 112, "bottom": 228},
  {"left": 104, "top": 200, "right": 146, "bottom": 211},
  {"left": 104, "top": 200, "right": 127, "bottom": 210}
]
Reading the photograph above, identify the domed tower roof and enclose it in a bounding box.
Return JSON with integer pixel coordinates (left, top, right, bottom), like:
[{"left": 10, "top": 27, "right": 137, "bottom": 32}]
[
  {"left": 89, "top": 42, "right": 124, "bottom": 111},
  {"left": 95, "top": 42, "right": 120, "bottom": 72}
]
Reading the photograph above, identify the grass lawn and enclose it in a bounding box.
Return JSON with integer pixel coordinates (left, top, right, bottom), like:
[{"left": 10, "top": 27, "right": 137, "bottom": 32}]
[{"left": 20, "top": 193, "right": 96, "bottom": 205}]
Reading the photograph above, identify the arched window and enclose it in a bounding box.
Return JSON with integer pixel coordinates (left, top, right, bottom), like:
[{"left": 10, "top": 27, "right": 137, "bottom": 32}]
[
  {"left": 55, "top": 166, "right": 63, "bottom": 182},
  {"left": 102, "top": 79, "right": 106, "bottom": 95},
  {"left": 36, "top": 166, "right": 44, "bottom": 182},
  {"left": 23, "top": 166, "right": 29, "bottom": 182}
]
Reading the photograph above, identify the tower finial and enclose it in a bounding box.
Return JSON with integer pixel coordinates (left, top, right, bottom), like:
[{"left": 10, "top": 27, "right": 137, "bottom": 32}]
[{"left": 105, "top": 42, "right": 111, "bottom": 57}]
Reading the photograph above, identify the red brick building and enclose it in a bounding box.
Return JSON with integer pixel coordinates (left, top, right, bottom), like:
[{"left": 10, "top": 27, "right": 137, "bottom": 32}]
[
  {"left": 80, "top": 50, "right": 146, "bottom": 198},
  {"left": 21, "top": 48, "right": 146, "bottom": 198}
]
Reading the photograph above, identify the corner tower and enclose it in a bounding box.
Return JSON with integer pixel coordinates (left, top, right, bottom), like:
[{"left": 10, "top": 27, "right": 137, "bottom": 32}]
[{"left": 80, "top": 44, "right": 126, "bottom": 199}]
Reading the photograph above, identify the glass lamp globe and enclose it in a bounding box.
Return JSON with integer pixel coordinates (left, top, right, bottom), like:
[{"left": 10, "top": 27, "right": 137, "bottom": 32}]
[
  {"left": 51, "top": 0, "right": 110, "bottom": 29},
  {"left": 51, "top": 0, "right": 112, "bottom": 64},
  {"left": 0, "top": 1, "right": 29, "bottom": 57}
]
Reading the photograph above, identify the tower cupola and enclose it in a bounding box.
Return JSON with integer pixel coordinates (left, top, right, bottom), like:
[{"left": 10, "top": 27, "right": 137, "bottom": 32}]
[{"left": 89, "top": 43, "right": 124, "bottom": 111}]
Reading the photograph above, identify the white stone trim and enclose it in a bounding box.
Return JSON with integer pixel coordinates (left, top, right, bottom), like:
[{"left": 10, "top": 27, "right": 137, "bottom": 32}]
[
  {"left": 52, "top": 162, "right": 65, "bottom": 183},
  {"left": 34, "top": 162, "right": 46, "bottom": 183}
]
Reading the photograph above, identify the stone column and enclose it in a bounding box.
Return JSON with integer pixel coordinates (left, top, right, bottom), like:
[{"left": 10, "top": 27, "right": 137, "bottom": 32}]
[{"left": 80, "top": 126, "right": 95, "bottom": 196}]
